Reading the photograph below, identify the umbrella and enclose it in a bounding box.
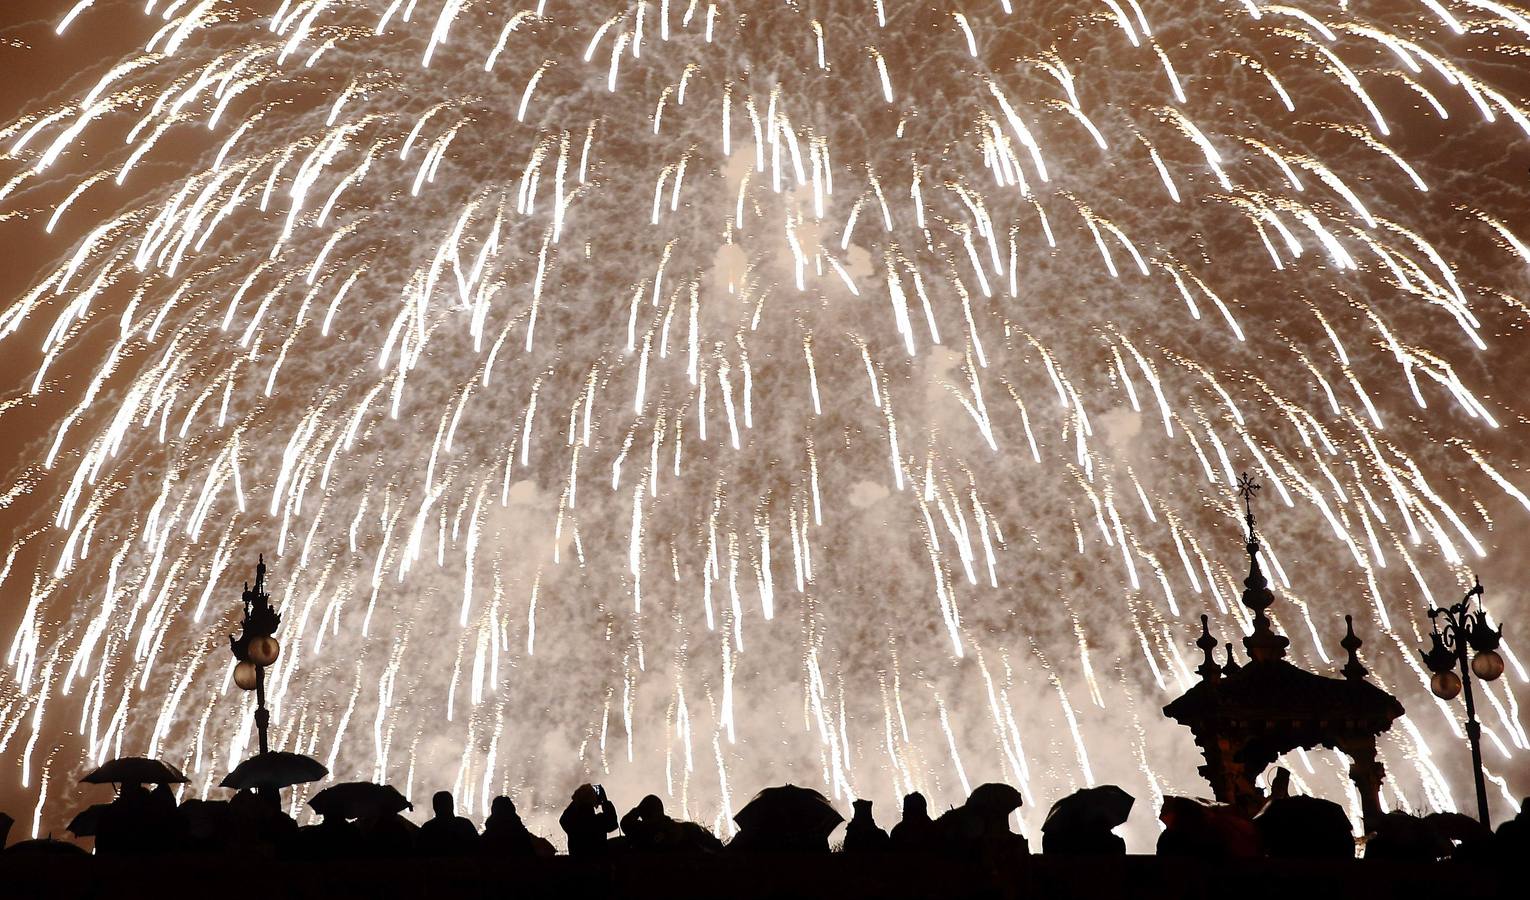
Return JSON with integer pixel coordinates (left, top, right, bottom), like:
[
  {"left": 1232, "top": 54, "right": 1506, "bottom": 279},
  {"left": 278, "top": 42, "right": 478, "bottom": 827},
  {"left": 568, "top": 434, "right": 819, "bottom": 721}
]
[
  {"left": 734, "top": 785, "right": 843, "bottom": 837},
  {"left": 80, "top": 756, "right": 188, "bottom": 785},
  {"left": 66, "top": 803, "right": 112, "bottom": 838},
  {"left": 966, "top": 783, "right": 1024, "bottom": 815},
  {"left": 1043, "top": 785, "right": 1134, "bottom": 833},
  {"left": 1365, "top": 811, "right": 1453, "bottom": 861},
  {"left": 308, "top": 782, "right": 412, "bottom": 820},
  {"left": 221, "top": 752, "right": 328, "bottom": 791},
  {"left": 1423, "top": 811, "right": 1490, "bottom": 844},
  {"left": 4, "top": 838, "right": 90, "bottom": 858}
]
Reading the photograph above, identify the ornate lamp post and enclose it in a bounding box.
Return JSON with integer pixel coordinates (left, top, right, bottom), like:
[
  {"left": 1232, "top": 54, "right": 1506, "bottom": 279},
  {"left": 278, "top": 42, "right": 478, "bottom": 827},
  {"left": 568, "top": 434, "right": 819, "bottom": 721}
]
[
  {"left": 1420, "top": 577, "right": 1506, "bottom": 828},
  {"left": 230, "top": 555, "right": 282, "bottom": 755}
]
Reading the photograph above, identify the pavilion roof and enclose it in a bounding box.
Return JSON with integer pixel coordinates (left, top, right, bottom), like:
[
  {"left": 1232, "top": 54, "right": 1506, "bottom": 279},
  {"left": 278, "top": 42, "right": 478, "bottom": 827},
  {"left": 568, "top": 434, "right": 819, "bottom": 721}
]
[{"left": 1164, "top": 657, "right": 1403, "bottom": 734}]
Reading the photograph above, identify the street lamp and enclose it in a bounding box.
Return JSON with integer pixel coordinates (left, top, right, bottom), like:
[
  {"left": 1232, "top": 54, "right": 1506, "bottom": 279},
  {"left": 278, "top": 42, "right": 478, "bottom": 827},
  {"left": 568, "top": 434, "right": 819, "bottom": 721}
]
[
  {"left": 1420, "top": 576, "right": 1505, "bottom": 828},
  {"left": 230, "top": 555, "right": 282, "bottom": 755}
]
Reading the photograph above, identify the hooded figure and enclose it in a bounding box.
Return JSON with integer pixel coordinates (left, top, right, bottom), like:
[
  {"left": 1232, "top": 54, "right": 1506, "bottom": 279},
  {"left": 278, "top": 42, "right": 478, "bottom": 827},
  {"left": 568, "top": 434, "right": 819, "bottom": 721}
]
[
  {"left": 938, "top": 783, "right": 1029, "bottom": 862},
  {"left": 842, "top": 799, "right": 890, "bottom": 853},
  {"left": 889, "top": 792, "right": 939, "bottom": 851},
  {"left": 483, "top": 796, "right": 555, "bottom": 858}
]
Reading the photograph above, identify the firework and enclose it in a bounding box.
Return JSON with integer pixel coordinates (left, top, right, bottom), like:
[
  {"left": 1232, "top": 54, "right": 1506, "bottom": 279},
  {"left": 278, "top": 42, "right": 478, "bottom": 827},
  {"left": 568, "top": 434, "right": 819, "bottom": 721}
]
[{"left": 2, "top": 1, "right": 1528, "bottom": 847}]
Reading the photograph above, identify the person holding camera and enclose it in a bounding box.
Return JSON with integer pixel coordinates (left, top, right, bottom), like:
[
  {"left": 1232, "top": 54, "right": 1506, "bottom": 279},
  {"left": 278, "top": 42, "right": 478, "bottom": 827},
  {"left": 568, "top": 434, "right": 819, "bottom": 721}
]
[{"left": 560, "top": 783, "right": 618, "bottom": 858}]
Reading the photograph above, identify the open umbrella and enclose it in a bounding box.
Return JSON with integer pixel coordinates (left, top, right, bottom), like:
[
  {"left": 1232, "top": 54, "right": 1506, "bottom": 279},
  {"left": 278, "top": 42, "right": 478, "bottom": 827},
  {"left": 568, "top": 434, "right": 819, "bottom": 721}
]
[
  {"left": 221, "top": 752, "right": 328, "bottom": 792},
  {"left": 1365, "top": 811, "right": 1453, "bottom": 861},
  {"left": 1423, "top": 811, "right": 1490, "bottom": 844},
  {"left": 80, "top": 757, "right": 188, "bottom": 785},
  {"left": 308, "top": 782, "right": 412, "bottom": 820},
  {"left": 66, "top": 803, "right": 112, "bottom": 838},
  {"left": 967, "top": 783, "right": 1025, "bottom": 815},
  {"left": 734, "top": 785, "right": 843, "bottom": 837},
  {"left": 1042, "top": 785, "right": 1134, "bottom": 833},
  {"left": 4, "top": 838, "right": 90, "bottom": 858}
]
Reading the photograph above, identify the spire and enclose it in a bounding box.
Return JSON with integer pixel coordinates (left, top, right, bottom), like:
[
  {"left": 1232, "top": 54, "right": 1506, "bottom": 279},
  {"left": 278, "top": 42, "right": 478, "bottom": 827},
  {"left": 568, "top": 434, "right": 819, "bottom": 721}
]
[
  {"left": 1196, "top": 615, "right": 1222, "bottom": 681},
  {"left": 1341, "top": 615, "right": 1367, "bottom": 680},
  {"left": 238, "top": 555, "right": 280, "bottom": 637},
  {"left": 1236, "top": 474, "right": 1289, "bottom": 663},
  {"left": 1223, "top": 641, "right": 1241, "bottom": 675}
]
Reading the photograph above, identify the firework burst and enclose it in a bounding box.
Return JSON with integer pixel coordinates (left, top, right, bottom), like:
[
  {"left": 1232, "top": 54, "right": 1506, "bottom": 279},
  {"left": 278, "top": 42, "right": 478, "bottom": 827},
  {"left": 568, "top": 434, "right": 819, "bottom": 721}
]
[{"left": 2, "top": 0, "right": 1528, "bottom": 845}]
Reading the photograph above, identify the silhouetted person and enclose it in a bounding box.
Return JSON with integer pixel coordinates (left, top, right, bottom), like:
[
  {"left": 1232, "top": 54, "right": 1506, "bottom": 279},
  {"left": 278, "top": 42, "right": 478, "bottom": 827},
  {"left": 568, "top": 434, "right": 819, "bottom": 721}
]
[
  {"left": 1157, "top": 798, "right": 1212, "bottom": 858},
  {"left": 483, "top": 796, "right": 555, "bottom": 858},
  {"left": 889, "top": 792, "right": 939, "bottom": 851},
  {"left": 417, "top": 790, "right": 478, "bottom": 856},
  {"left": 149, "top": 783, "right": 189, "bottom": 850},
  {"left": 560, "top": 783, "right": 617, "bottom": 858},
  {"left": 1268, "top": 767, "right": 1292, "bottom": 801},
  {"left": 842, "top": 799, "right": 890, "bottom": 853},
  {"left": 357, "top": 810, "right": 418, "bottom": 857},
  {"left": 729, "top": 785, "right": 842, "bottom": 853},
  {"left": 227, "top": 789, "right": 297, "bottom": 855},
  {"left": 1254, "top": 796, "right": 1351, "bottom": 859},
  {"left": 176, "top": 798, "right": 232, "bottom": 853},
  {"left": 1042, "top": 827, "right": 1125, "bottom": 855},
  {"left": 294, "top": 813, "right": 364, "bottom": 860},
  {"left": 1491, "top": 798, "right": 1530, "bottom": 866},
  {"left": 620, "top": 795, "right": 724, "bottom": 854},
  {"left": 1041, "top": 785, "right": 1133, "bottom": 856},
  {"left": 1365, "top": 811, "right": 1451, "bottom": 861},
  {"left": 622, "top": 794, "right": 680, "bottom": 851},
  {"left": 938, "top": 784, "right": 1028, "bottom": 863},
  {"left": 1156, "top": 797, "right": 1258, "bottom": 860},
  {"left": 95, "top": 783, "right": 157, "bottom": 855},
  {"left": 675, "top": 820, "right": 725, "bottom": 853}
]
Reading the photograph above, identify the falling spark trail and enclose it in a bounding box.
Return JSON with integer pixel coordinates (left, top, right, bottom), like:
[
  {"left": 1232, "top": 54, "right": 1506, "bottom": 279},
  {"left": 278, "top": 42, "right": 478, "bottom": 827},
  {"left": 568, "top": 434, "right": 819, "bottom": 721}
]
[{"left": 2, "top": 0, "right": 1529, "bottom": 844}]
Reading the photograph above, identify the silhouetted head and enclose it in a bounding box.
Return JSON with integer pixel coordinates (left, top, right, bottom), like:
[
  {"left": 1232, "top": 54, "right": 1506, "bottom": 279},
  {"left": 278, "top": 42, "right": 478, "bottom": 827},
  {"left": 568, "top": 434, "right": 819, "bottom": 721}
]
[
  {"left": 490, "top": 796, "right": 517, "bottom": 819},
  {"left": 852, "top": 799, "right": 874, "bottom": 819},
  {"left": 572, "top": 783, "right": 598, "bottom": 806},
  {"left": 637, "top": 794, "right": 664, "bottom": 818},
  {"left": 433, "top": 790, "right": 455, "bottom": 818},
  {"left": 903, "top": 792, "right": 928, "bottom": 819},
  {"left": 1269, "top": 767, "right": 1292, "bottom": 800},
  {"left": 1159, "top": 796, "right": 1203, "bottom": 829},
  {"left": 965, "top": 783, "right": 1022, "bottom": 819}
]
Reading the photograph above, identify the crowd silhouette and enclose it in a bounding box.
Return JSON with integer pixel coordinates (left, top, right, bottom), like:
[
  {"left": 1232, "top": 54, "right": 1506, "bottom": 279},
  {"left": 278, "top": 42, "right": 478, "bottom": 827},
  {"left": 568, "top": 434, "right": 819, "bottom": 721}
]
[{"left": 2, "top": 764, "right": 1527, "bottom": 871}]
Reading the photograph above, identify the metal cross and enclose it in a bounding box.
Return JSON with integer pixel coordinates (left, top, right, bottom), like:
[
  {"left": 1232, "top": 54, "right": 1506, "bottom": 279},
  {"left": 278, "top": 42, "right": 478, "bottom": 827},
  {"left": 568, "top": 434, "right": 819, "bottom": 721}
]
[
  {"left": 1237, "top": 473, "right": 1260, "bottom": 512},
  {"left": 1237, "top": 472, "right": 1262, "bottom": 547}
]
